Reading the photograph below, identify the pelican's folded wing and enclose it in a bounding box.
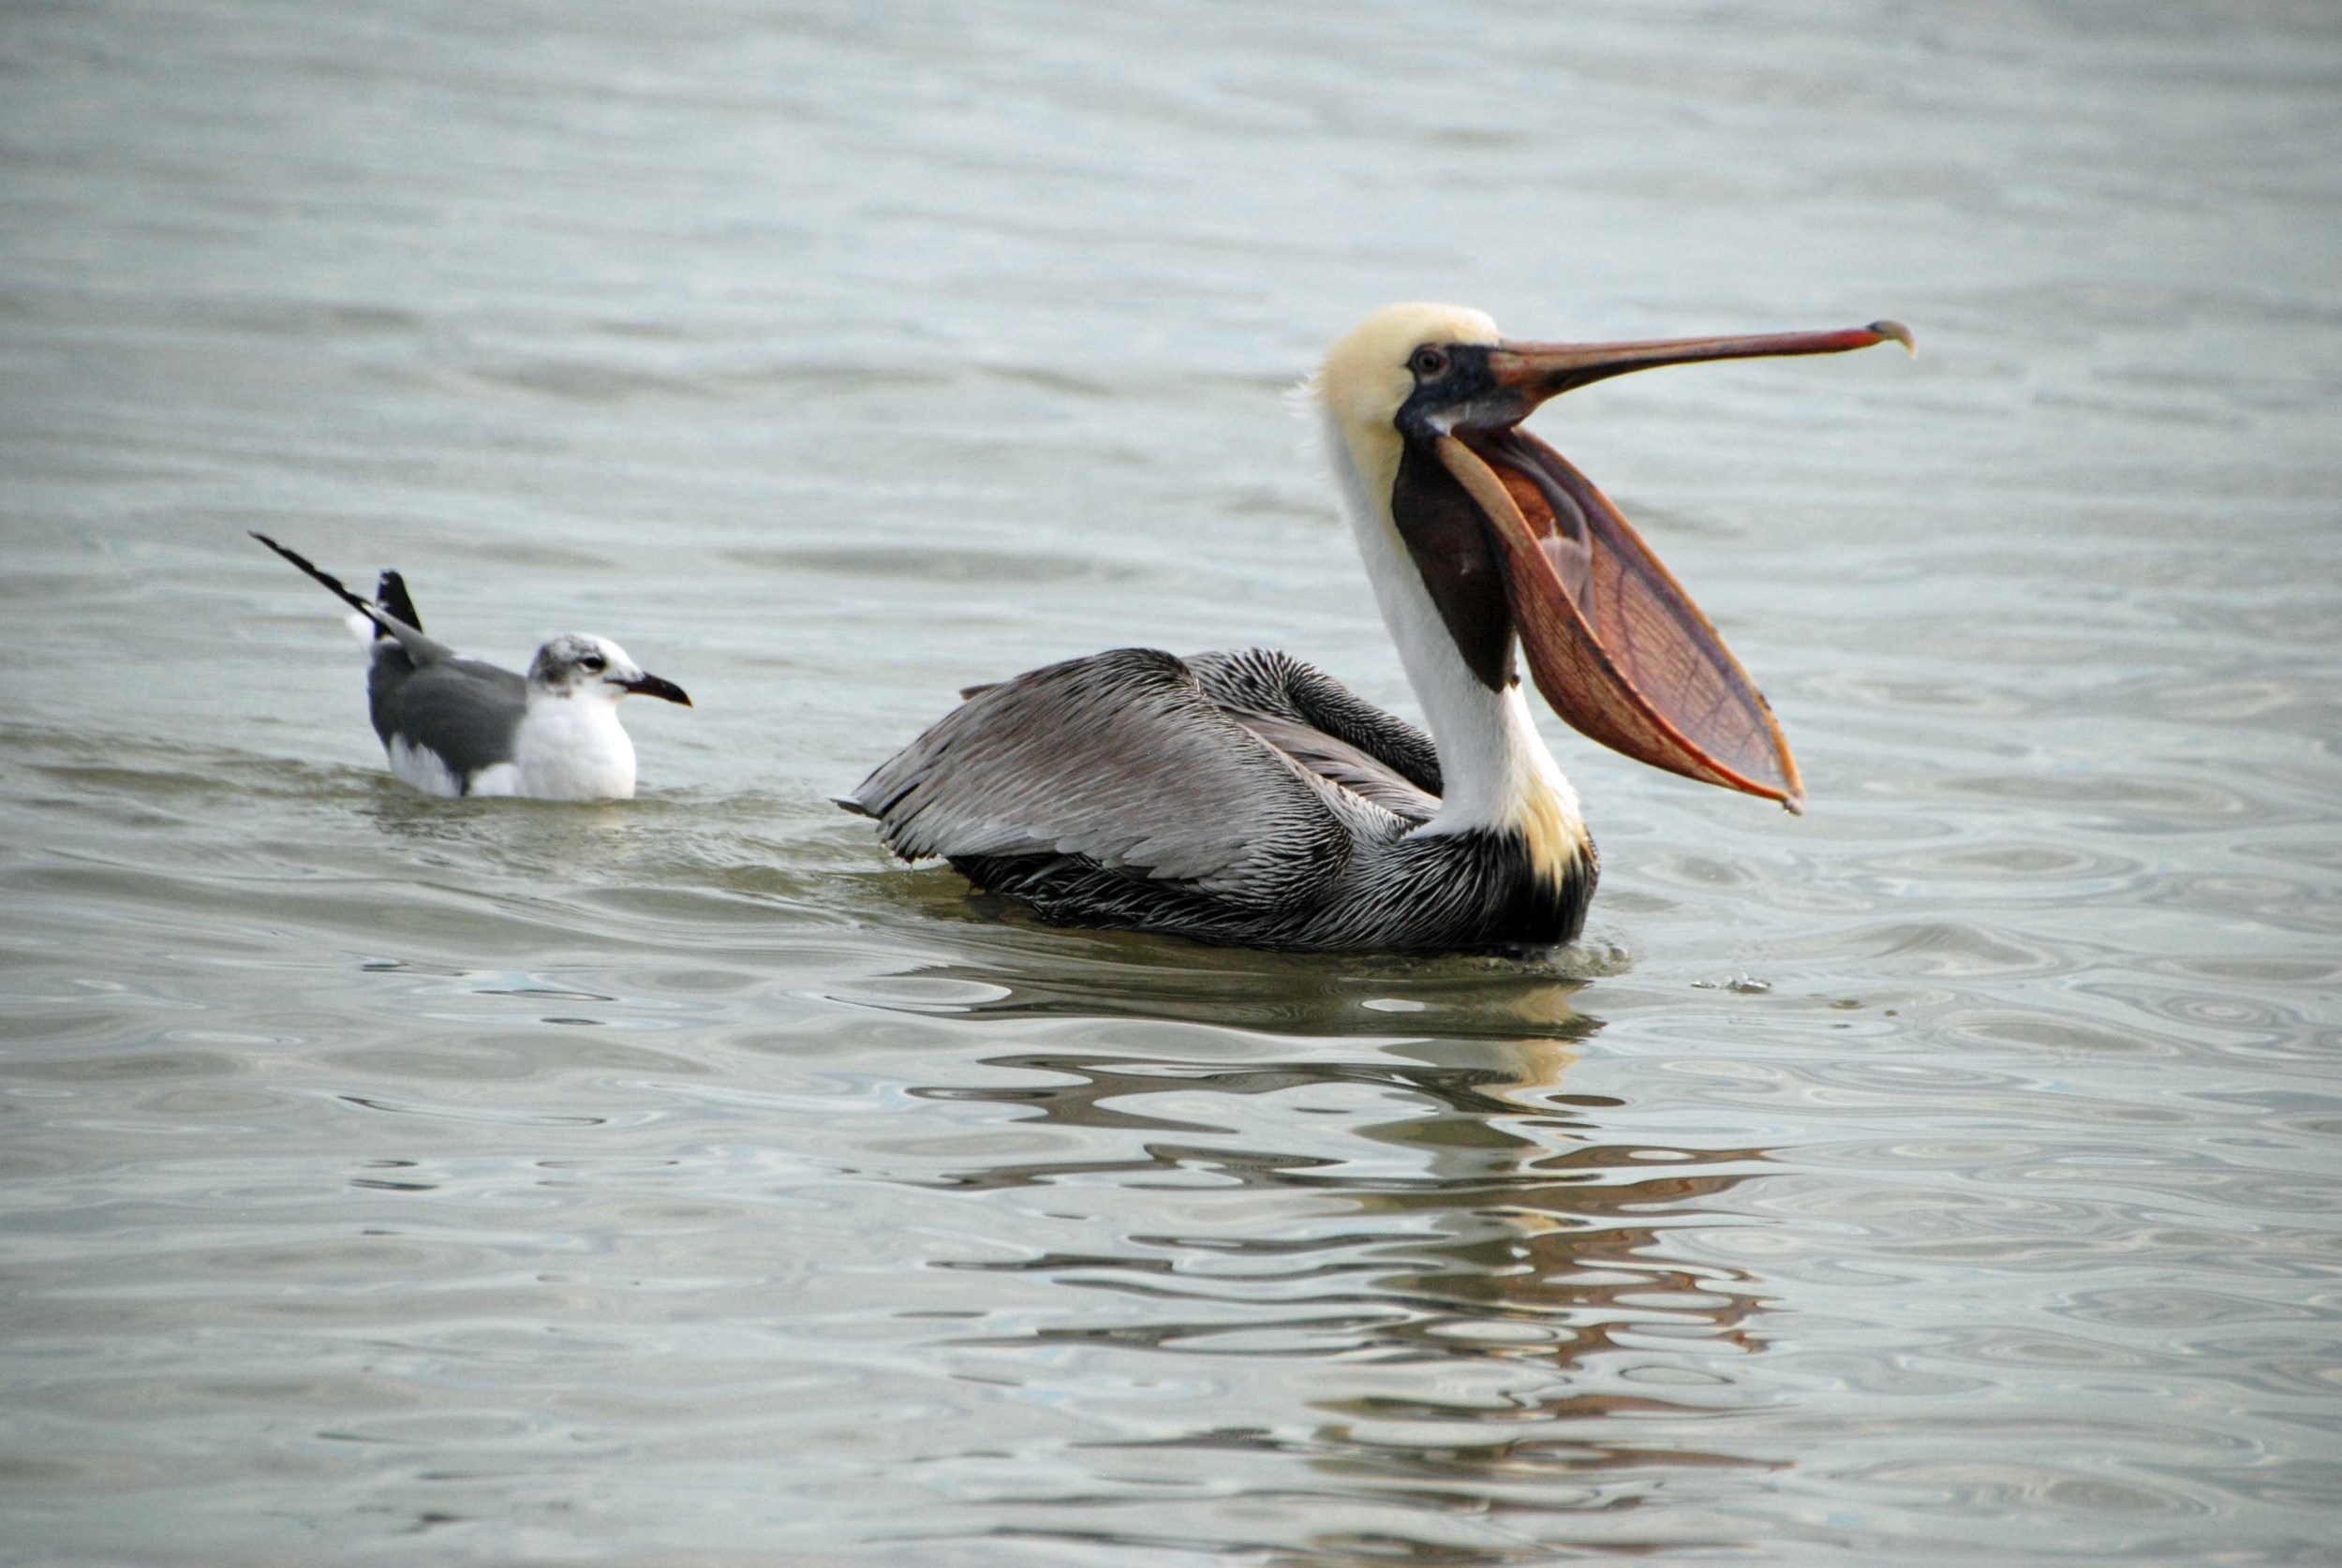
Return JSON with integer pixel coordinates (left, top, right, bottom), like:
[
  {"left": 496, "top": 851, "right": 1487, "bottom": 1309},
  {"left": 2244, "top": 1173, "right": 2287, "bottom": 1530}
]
[
  {"left": 1223, "top": 712, "right": 1441, "bottom": 825},
  {"left": 1185, "top": 648, "right": 1444, "bottom": 816},
  {"left": 842, "top": 648, "right": 1398, "bottom": 911}
]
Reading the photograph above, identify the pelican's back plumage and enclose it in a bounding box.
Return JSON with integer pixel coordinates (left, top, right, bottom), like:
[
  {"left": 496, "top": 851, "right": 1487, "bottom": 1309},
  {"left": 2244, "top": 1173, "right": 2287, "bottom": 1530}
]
[{"left": 844, "top": 647, "right": 1594, "bottom": 952}]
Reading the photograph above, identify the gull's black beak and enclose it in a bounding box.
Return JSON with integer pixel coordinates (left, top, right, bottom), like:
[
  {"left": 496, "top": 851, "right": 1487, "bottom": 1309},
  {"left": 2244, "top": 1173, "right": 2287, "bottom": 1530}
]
[{"left": 621, "top": 673, "right": 692, "bottom": 706}]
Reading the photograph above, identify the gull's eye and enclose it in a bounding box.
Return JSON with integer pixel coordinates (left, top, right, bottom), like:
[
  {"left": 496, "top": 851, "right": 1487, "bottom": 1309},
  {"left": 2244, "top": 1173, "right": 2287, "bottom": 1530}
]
[
  {"left": 1408, "top": 345, "right": 1449, "bottom": 379},
  {"left": 579, "top": 653, "right": 607, "bottom": 673}
]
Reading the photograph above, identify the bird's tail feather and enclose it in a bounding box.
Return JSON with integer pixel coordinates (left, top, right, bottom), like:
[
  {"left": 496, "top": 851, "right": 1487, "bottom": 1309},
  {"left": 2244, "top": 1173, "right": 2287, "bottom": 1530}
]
[
  {"left": 376, "top": 570, "right": 422, "bottom": 636},
  {"left": 250, "top": 532, "right": 449, "bottom": 664}
]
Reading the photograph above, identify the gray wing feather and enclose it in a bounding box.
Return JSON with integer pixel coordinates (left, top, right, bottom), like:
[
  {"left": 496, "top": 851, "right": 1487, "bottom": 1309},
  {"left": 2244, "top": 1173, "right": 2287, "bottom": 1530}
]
[
  {"left": 357, "top": 603, "right": 452, "bottom": 667},
  {"left": 371, "top": 655, "right": 526, "bottom": 777},
  {"left": 1185, "top": 648, "right": 1444, "bottom": 797},
  {"left": 846, "top": 648, "right": 1390, "bottom": 910},
  {"left": 1230, "top": 713, "right": 1441, "bottom": 823}
]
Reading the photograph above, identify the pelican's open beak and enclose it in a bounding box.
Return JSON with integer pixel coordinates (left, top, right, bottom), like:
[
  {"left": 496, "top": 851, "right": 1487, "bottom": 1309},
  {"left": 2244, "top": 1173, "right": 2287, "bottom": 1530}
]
[
  {"left": 621, "top": 673, "right": 693, "bottom": 706},
  {"left": 1433, "top": 320, "right": 1912, "bottom": 812}
]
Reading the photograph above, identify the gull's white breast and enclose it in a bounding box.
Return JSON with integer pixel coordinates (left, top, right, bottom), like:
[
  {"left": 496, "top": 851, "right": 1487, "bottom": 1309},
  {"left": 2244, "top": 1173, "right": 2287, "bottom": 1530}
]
[{"left": 511, "top": 696, "right": 637, "bottom": 801}]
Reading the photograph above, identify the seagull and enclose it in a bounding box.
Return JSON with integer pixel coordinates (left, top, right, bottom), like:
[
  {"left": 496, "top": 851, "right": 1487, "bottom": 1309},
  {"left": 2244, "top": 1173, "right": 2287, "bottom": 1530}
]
[
  {"left": 250, "top": 533, "right": 691, "bottom": 800},
  {"left": 844, "top": 303, "right": 1910, "bottom": 952}
]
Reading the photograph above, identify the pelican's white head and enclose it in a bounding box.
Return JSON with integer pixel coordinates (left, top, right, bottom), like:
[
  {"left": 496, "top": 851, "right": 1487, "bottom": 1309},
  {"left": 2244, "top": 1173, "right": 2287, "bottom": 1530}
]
[
  {"left": 1301, "top": 301, "right": 1911, "bottom": 814},
  {"left": 1311, "top": 303, "right": 1502, "bottom": 508}
]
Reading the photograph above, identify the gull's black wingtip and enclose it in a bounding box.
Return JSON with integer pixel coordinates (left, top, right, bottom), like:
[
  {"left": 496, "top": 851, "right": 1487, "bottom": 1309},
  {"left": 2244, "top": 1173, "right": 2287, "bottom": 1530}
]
[{"left": 250, "top": 531, "right": 378, "bottom": 623}]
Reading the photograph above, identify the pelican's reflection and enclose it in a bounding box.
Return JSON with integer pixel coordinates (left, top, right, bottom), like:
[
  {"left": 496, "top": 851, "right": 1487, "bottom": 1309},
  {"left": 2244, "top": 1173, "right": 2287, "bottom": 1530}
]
[
  {"left": 825, "top": 908, "right": 1623, "bottom": 1041},
  {"left": 844, "top": 937, "right": 1776, "bottom": 1518}
]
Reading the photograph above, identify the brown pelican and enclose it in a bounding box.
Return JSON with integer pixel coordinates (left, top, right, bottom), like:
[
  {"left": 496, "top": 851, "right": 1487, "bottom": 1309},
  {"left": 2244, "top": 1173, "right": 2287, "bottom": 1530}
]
[{"left": 844, "top": 304, "right": 1909, "bottom": 951}]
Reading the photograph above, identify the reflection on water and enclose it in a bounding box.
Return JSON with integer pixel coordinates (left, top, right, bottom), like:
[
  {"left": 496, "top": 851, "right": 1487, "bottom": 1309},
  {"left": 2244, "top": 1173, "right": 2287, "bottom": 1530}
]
[
  {"left": 859, "top": 956, "right": 1782, "bottom": 1549},
  {"left": 828, "top": 921, "right": 1623, "bottom": 1039},
  {"left": 6, "top": 0, "right": 2341, "bottom": 1560}
]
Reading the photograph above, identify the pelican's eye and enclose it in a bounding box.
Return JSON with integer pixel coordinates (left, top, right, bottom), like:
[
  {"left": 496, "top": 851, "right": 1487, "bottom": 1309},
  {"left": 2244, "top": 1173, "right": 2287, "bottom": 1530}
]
[
  {"left": 579, "top": 653, "right": 607, "bottom": 673},
  {"left": 1408, "top": 345, "right": 1450, "bottom": 379}
]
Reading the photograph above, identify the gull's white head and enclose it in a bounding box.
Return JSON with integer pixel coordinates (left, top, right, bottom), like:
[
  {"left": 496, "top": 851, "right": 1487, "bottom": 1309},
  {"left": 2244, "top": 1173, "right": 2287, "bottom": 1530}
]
[{"left": 527, "top": 634, "right": 692, "bottom": 707}]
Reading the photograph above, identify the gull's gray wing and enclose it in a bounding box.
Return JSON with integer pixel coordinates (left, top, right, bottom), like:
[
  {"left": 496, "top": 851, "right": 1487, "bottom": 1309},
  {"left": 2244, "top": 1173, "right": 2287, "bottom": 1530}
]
[
  {"left": 369, "top": 655, "right": 526, "bottom": 777},
  {"left": 251, "top": 532, "right": 524, "bottom": 788},
  {"left": 843, "top": 648, "right": 1404, "bottom": 911},
  {"left": 1184, "top": 648, "right": 1444, "bottom": 822}
]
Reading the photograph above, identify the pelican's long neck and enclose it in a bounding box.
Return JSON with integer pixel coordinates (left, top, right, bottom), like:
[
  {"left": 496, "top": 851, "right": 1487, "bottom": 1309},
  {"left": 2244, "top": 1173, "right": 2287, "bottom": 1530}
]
[{"left": 1320, "top": 410, "right": 1585, "bottom": 851}]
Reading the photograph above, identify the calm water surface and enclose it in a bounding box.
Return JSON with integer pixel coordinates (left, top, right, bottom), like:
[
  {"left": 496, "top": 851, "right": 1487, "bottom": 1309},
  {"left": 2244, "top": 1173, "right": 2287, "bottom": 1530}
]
[{"left": 4, "top": 1, "right": 2338, "bottom": 1561}]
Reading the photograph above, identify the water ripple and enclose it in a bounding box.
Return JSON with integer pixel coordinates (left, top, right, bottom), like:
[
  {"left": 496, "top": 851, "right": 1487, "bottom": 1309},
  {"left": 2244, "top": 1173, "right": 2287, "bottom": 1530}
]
[{"left": 5, "top": 0, "right": 2340, "bottom": 1561}]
